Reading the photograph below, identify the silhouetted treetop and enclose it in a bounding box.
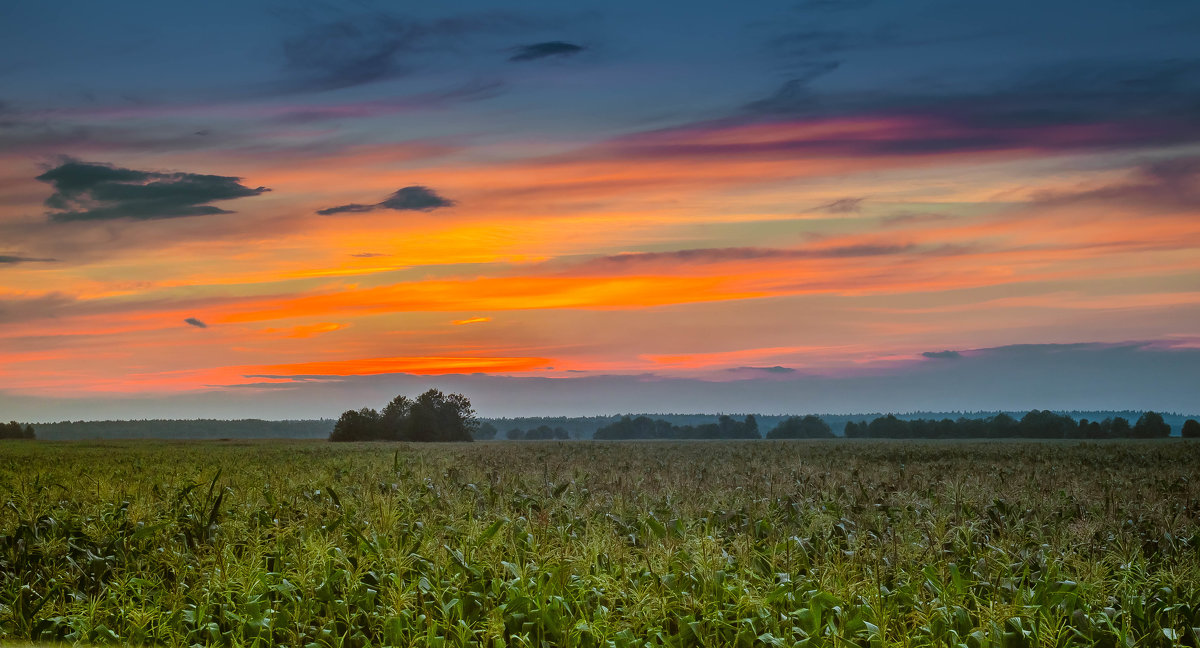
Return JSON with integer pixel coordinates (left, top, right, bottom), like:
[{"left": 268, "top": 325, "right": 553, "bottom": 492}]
[{"left": 329, "top": 389, "right": 477, "bottom": 442}]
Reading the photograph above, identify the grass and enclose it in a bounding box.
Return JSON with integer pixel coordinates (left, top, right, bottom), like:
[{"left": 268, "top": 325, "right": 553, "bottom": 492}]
[{"left": 1, "top": 439, "right": 1198, "bottom": 646}]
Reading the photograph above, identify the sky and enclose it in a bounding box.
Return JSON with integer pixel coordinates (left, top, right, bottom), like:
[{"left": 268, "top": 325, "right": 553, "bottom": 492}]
[{"left": 1, "top": 1, "right": 1199, "bottom": 421}]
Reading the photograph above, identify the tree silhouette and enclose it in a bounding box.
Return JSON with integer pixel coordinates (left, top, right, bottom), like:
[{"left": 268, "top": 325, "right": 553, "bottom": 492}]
[
  {"left": 767, "top": 415, "right": 833, "bottom": 439},
  {"left": 329, "top": 389, "right": 477, "bottom": 442},
  {"left": 1, "top": 421, "right": 35, "bottom": 440},
  {"left": 1183, "top": 419, "right": 1200, "bottom": 439},
  {"left": 329, "top": 408, "right": 382, "bottom": 442},
  {"left": 1133, "top": 411, "right": 1170, "bottom": 438},
  {"left": 380, "top": 395, "right": 413, "bottom": 440},
  {"left": 475, "top": 422, "right": 498, "bottom": 440}
]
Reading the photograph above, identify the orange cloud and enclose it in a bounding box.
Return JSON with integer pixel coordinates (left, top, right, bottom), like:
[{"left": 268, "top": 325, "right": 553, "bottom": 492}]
[
  {"left": 451, "top": 316, "right": 491, "bottom": 325},
  {"left": 261, "top": 322, "right": 347, "bottom": 338},
  {"left": 248, "top": 355, "right": 552, "bottom": 377}
]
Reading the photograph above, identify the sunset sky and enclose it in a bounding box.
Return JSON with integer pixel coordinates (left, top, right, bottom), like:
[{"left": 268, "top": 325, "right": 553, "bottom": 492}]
[{"left": 2, "top": 1, "right": 1199, "bottom": 420}]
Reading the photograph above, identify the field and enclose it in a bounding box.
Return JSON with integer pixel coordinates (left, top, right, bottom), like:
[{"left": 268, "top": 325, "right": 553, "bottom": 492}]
[{"left": 1, "top": 440, "right": 1198, "bottom": 647}]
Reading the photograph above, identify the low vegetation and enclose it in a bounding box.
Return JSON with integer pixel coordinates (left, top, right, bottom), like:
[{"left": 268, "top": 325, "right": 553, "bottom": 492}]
[{"left": 2, "top": 439, "right": 1198, "bottom": 646}]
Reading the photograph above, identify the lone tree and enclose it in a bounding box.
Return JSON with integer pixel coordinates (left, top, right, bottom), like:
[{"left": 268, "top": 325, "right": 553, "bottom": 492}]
[
  {"left": 1183, "top": 419, "right": 1200, "bottom": 439},
  {"left": 767, "top": 415, "right": 834, "bottom": 439},
  {"left": 1133, "top": 411, "right": 1171, "bottom": 438},
  {"left": 329, "top": 389, "right": 478, "bottom": 442}
]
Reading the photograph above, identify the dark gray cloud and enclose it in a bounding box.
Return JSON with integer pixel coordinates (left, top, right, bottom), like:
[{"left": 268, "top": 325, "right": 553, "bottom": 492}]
[
  {"left": 739, "top": 60, "right": 1200, "bottom": 153},
  {"left": 0, "top": 255, "right": 56, "bottom": 264},
  {"left": 35, "top": 159, "right": 268, "bottom": 222},
  {"left": 731, "top": 365, "right": 797, "bottom": 374},
  {"left": 509, "top": 41, "right": 585, "bottom": 62},
  {"left": 922, "top": 350, "right": 962, "bottom": 360},
  {"left": 317, "top": 186, "right": 455, "bottom": 215},
  {"left": 184, "top": 317, "right": 207, "bottom": 329},
  {"left": 591, "top": 244, "right": 912, "bottom": 267},
  {"left": 280, "top": 12, "right": 532, "bottom": 93},
  {"left": 350, "top": 252, "right": 389, "bottom": 258},
  {"left": 744, "top": 61, "right": 841, "bottom": 114},
  {"left": 818, "top": 197, "right": 864, "bottom": 213},
  {"left": 1032, "top": 155, "right": 1200, "bottom": 211}
]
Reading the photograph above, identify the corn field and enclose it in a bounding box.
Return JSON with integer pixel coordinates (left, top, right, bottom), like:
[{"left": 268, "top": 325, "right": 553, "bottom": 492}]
[{"left": 1, "top": 439, "right": 1198, "bottom": 647}]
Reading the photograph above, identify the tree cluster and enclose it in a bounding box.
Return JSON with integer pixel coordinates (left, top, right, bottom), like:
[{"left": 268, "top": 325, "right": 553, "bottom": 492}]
[
  {"left": 766, "top": 415, "right": 834, "bottom": 439},
  {"left": 329, "top": 389, "right": 477, "bottom": 442},
  {"left": 505, "top": 425, "right": 571, "bottom": 440},
  {"left": 842, "top": 410, "right": 1174, "bottom": 439},
  {"left": 0, "top": 421, "right": 35, "bottom": 440},
  {"left": 594, "top": 415, "right": 760, "bottom": 440}
]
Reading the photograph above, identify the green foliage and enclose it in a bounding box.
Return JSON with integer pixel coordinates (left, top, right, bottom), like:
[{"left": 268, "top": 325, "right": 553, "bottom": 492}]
[
  {"left": 1183, "top": 419, "right": 1200, "bottom": 438},
  {"left": 2, "top": 440, "right": 1199, "bottom": 646},
  {"left": 844, "top": 411, "right": 1174, "bottom": 439},
  {"left": 330, "top": 389, "right": 477, "bottom": 442},
  {"left": 1134, "top": 411, "right": 1172, "bottom": 438},
  {"left": 0, "top": 422, "right": 34, "bottom": 440},
  {"left": 767, "top": 415, "right": 833, "bottom": 439},
  {"left": 594, "top": 414, "right": 760, "bottom": 439}
]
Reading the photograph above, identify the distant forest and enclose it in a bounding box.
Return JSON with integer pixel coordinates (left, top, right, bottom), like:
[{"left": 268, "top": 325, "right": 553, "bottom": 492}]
[
  {"left": 7, "top": 410, "right": 1199, "bottom": 441},
  {"left": 27, "top": 419, "right": 334, "bottom": 441}
]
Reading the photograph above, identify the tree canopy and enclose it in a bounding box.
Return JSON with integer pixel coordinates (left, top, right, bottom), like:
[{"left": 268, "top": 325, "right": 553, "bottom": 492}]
[
  {"left": 593, "top": 415, "right": 760, "bottom": 440},
  {"left": 1183, "top": 419, "right": 1200, "bottom": 439},
  {"left": 767, "top": 415, "right": 833, "bottom": 439},
  {"left": 329, "top": 389, "right": 477, "bottom": 442},
  {"left": 0, "top": 421, "right": 35, "bottom": 440}
]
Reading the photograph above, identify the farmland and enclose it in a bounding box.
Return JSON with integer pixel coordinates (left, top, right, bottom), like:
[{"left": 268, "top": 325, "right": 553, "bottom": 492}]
[{"left": 2, "top": 439, "right": 1198, "bottom": 647}]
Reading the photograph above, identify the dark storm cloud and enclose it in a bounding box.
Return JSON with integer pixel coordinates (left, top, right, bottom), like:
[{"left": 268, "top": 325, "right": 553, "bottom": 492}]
[
  {"left": 280, "top": 12, "right": 532, "bottom": 93},
  {"left": 184, "top": 317, "right": 207, "bottom": 329},
  {"left": 317, "top": 186, "right": 455, "bottom": 215},
  {"left": 508, "top": 41, "right": 585, "bottom": 62},
  {"left": 35, "top": 159, "right": 269, "bottom": 222},
  {"left": 0, "top": 255, "right": 56, "bottom": 264},
  {"left": 922, "top": 350, "right": 962, "bottom": 360}
]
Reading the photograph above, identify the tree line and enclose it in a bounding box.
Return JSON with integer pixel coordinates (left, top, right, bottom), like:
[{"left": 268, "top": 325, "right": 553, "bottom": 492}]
[
  {"left": 593, "top": 415, "right": 761, "bottom": 440},
  {"left": 842, "top": 410, "right": 1186, "bottom": 439},
  {"left": 0, "top": 421, "right": 35, "bottom": 440}
]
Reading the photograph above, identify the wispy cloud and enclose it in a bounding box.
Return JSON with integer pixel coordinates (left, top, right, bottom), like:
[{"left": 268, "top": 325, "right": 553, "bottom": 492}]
[
  {"left": 317, "top": 186, "right": 454, "bottom": 215},
  {"left": 509, "top": 41, "right": 585, "bottom": 62},
  {"left": 278, "top": 11, "right": 533, "bottom": 93},
  {"left": 452, "top": 316, "right": 492, "bottom": 325},
  {"left": 0, "top": 255, "right": 56, "bottom": 264}
]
